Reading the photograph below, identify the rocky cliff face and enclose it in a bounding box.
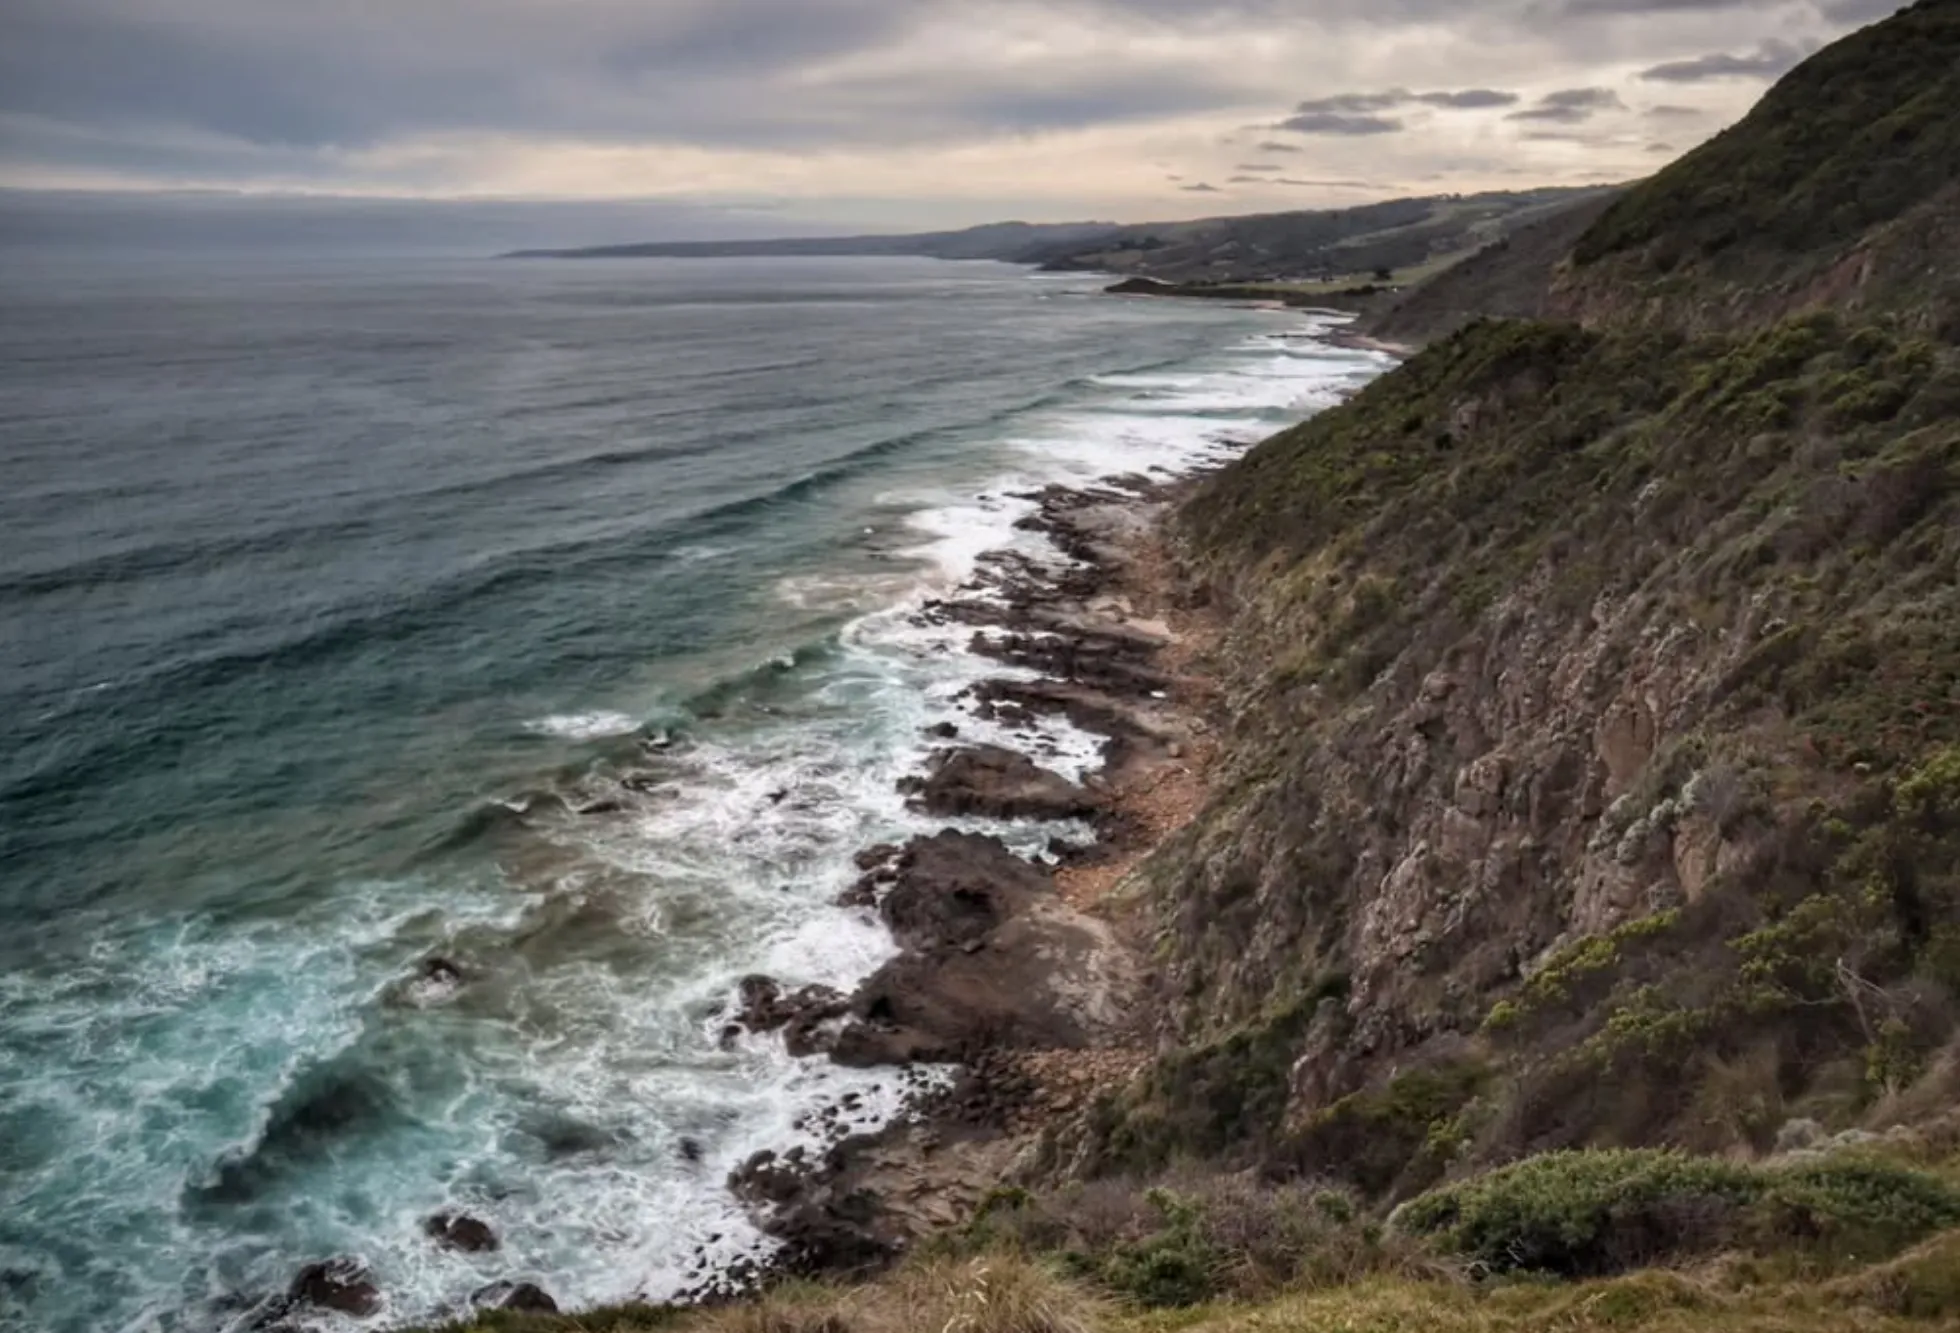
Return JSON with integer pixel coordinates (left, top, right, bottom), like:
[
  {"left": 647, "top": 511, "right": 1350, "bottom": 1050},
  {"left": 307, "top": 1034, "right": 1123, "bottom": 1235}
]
[{"left": 1052, "top": 0, "right": 1960, "bottom": 1203}]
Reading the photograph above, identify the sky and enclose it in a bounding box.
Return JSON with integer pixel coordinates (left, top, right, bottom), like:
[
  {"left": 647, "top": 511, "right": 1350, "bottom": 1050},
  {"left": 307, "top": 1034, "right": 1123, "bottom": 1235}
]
[{"left": 0, "top": 0, "right": 1915, "bottom": 231}]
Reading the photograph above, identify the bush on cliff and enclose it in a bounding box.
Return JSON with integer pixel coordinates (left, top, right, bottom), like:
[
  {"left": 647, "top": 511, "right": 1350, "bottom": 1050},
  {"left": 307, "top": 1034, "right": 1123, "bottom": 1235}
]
[
  {"left": 1393, "top": 1148, "right": 1960, "bottom": 1277},
  {"left": 962, "top": 1172, "right": 1448, "bottom": 1308}
]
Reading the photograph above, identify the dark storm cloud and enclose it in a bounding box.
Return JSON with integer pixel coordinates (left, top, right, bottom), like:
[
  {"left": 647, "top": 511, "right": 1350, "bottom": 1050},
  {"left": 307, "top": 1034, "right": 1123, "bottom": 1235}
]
[
  {"left": 1275, "top": 177, "right": 1392, "bottom": 189},
  {"left": 1818, "top": 0, "right": 1910, "bottom": 21},
  {"left": 1276, "top": 112, "right": 1406, "bottom": 135},
  {"left": 0, "top": 0, "right": 1879, "bottom": 193},
  {"left": 1291, "top": 87, "right": 1519, "bottom": 114},
  {"left": 1506, "top": 86, "right": 1625, "bottom": 122},
  {"left": 1638, "top": 38, "right": 1815, "bottom": 81},
  {"left": 1549, "top": 0, "right": 1784, "bottom": 13},
  {"left": 0, "top": 0, "right": 1269, "bottom": 160},
  {"left": 1416, "top": 89, "right": 1522, "bottom": 108}
]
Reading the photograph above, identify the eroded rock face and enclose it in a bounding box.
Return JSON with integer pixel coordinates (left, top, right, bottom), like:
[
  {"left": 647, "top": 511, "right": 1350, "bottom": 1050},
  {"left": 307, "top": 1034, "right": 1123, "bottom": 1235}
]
[{"left": 1130, "top": 542, "right": 1785, "bottom": 1135}]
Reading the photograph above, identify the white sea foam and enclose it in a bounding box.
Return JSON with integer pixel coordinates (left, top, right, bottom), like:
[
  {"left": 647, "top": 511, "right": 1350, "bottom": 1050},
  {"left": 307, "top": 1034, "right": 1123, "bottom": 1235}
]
[{"left": 524, "top": 711, "right": 644, "bottom": 741}]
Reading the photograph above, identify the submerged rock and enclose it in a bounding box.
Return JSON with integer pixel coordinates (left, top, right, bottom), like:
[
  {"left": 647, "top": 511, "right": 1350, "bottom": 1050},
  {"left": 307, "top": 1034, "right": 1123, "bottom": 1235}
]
[
  {"left": 731, "top": 976, "right": 851, "bottom": 1057},
  {"left": 288, "top": 1258, "right": 381, "bottom": 1318},
  {"left": 471, "top": 1280, "right": 559, "bottom": 1313},
  {"left": 423, "top": 1211, "right": 499, "bottom": 1253}
]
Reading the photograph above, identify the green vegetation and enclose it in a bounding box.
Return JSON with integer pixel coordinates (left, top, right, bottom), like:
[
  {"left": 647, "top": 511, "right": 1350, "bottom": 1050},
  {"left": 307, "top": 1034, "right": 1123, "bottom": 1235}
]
[
  {"left": 1394, "top": 1149, "right": 1960, "bottom": 1277},
  {"left": 1573, "top": 1, "right": 1960, "bottom": 274},
  {"left": 404, "top": 1146, "right": 1960, "bottom": 1331}
]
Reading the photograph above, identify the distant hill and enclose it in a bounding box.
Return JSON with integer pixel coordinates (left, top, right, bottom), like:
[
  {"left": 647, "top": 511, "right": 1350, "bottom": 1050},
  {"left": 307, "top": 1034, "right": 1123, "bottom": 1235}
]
[
  {"left": 503, "top": 219, "right": 1128, "bottom": 263},
  {"left": 1034, "top": 187, "right": 1611, "bottom": 283},
  {"left": 506, "top": 187, "right": 1613, "bottom": 285},
  {"left": 1359, "top": 191, "right": 1619, "bottom": 345}
]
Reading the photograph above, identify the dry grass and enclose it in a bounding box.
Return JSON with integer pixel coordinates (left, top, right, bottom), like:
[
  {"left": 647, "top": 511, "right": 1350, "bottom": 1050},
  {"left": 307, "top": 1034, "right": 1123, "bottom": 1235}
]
[{"left": 683, "top": 1255, "right": 1108, "bottom": 1333}]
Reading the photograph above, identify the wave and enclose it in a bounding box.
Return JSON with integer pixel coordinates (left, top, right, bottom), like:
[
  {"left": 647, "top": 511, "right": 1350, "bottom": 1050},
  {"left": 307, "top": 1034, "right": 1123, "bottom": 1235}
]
[{"left": 523, "top": 712, "right": 643, "bottom": 741}]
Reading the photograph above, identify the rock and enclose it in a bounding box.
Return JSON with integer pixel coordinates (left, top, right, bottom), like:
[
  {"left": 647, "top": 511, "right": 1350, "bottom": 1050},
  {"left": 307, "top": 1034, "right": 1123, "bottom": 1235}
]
[
  {"left": 732, "top": 975, "right": 850, "bottom": 1057},
  {"left": 729, "top": 1148, "right": 901, "bottom": 1280},
  {"left": 854, "top": 843, "right": 902, "bottom": 872},
  {"left": 471, "top": 1280, "right": 559, "bottom": 1313},
  {"left": 873, "top": 831, "right": 1052, "bottom": 951},
  {"left": 424, "top": 1211, "right": 499, "bottom": 1253},
  {"left": 898, "top": 744, "right": 1100, "bottom": 823},
  {"left": 288, "top": 1258, "right": 381, "bottom": 1318},
  {"left": 1773, "top": 1118, "right": 1827, "bottom": 1153},
  {"left": 421, "top": 957, "right": 464, "bottom": 986},
  {"left": 926, "top": 721, "right": 961, "bottom": 739}
]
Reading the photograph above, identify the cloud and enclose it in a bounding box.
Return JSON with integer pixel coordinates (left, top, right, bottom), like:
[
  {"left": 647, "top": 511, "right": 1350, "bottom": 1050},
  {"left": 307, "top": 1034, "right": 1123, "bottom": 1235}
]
[
  {"left": 0, "top": 0, "right": 1877, "bottom": 217},
  {"left": 1550, "top": 0, "right": 1789, "bottom": 13},
  {"left": 1817, "top": 0, "right": 1911, "bottom": 21},
  {"left": 1638, "top": 38, "right": 1815, "bottom": 81},
  {"left": 1646, "top": 141, "right": 1676, "bottom": 152},
  {"left": 1644, "top": 103, "right": 1705, "bottom": 117},
  {"left": 1290, "top": 86, "right": 1519, "bottom": 115},
  {"left": 1276, "top": 111, "right": 1405, "bottom": 135},
  {"left": 1414, "top": 88, "right": 1522, "bottom": 108},
  {"left": 1274, "top": 177, "right": 1391, "bottom": 190},
  {"left": 1181, "top": 181, "right": 1222, "bottom": 192},
  {"left": 1506, "top": 86, "right": 1626, "bottom": 122},
  {"left": 1235, "top": 162, "right": 1282, "bottom": 171}
]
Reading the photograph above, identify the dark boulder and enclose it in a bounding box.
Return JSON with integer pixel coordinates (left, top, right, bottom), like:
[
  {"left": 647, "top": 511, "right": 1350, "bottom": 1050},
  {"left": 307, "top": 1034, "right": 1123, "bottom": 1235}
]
[
  {"left": 423, "top": 1211, "right": 499, "bottom": 1253},
  {"left": 873, "top": 831, "right": 1051, "bottom": 951},
  {"left": 288, "top": 1258, "right": 380, "bottom": 1318},
  {"left": 898, "top": 745, "right": 1100, "bottom": 823},
  {"left": 471, "top": 1280, "right": 559, "bottom": 1313},
  {"left": 731, "top": 976, "right": 850, "bottom": 1058}
]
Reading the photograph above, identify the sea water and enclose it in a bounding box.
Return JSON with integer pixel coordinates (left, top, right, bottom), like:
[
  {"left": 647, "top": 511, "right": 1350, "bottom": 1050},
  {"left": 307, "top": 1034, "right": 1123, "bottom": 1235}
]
[{"left": 0, "top": 247, "right": 1390, "bottom": 1330}]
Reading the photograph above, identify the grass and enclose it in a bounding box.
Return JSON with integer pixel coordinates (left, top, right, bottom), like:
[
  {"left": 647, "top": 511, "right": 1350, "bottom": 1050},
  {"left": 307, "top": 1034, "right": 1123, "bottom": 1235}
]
[{"left": 403, "top": 1224, "right": 1960, "bottom": 1333}]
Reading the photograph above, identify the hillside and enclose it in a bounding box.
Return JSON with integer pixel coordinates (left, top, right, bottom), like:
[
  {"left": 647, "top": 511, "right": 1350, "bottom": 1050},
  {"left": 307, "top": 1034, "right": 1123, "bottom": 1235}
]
[
  {"left": 1075, "top": 0, "right": 1960, "bottom": 1245},
  {"left": 407, "top": 5, "right": 1960, "bottom": 1331},
  {"left": 1360, "top": 190, "right": 1618, "bottom": 344},
  {"left": 1555, "top": 0, "right": 1960, "bottom": 334},
  {"left": 506, "top": 188, "right": 1608, "bottom": 284}
]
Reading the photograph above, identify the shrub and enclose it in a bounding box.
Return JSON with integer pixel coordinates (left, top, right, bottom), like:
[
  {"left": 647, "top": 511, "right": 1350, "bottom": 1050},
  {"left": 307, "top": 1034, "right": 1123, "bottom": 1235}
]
[
  {"left": 1752, "top": 1159, "right": 1960, "bottom": 1262},
  {"left": 1281, "top": 1062, "right": 1489, "bottom": 1197},
  {"left": 1393, "top": 1150, "right": 1757, "bottom": 1277},
  {"left": 1093, "top": 1189, "right": 1219, "bottom": 1308},
  {"left": 1394, "top": 1148, "right": 1960, "bottom": 1278}
]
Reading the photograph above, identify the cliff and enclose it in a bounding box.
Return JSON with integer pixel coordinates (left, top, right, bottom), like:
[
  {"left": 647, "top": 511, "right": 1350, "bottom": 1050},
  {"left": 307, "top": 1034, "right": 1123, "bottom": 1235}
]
[{"left": 1072, "top": 0, "right": 1960, "bottom": 1198}]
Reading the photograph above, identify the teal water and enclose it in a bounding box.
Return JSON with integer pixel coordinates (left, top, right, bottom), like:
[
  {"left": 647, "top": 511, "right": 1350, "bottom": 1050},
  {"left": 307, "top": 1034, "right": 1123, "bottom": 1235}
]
[{"left": 0, "top": 249, "right": 1388, "bottom": 1330}]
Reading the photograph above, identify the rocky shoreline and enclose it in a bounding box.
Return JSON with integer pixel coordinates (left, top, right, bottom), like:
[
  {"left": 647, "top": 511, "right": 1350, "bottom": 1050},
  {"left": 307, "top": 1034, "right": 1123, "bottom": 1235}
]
[
  {"left": 255, "top": 473, "right": 1229, "bottom": 1329},
  {"left": 683, "top": 474, "right": 1226, "bottom": 1297}
]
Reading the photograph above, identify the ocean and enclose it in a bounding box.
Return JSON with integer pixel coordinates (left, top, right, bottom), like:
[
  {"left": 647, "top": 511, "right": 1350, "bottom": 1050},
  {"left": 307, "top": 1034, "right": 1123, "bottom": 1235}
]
[{"left": 0, "top": 247, "right": 1387, "bottom": 1331}]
